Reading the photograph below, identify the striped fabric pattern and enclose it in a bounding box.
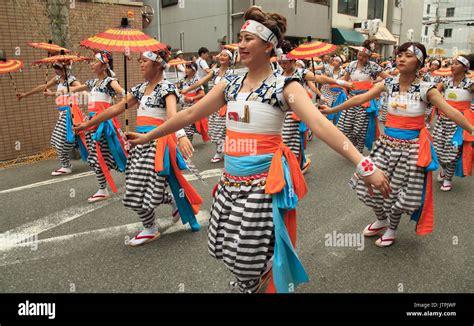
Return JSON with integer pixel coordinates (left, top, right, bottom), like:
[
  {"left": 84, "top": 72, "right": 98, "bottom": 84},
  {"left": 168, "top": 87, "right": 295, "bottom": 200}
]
[
  {"left": 50, "top": 111, "right": 76, "bottom": 168},
  {"left": 282, "top": 112, "right": 301, "bottom": 157},
  {"left": 122, "top": 141, "right": 173, "bottom": 214},
  {"left": 356, "top": 136, "right": 425, "bottom": 229},
  {"left": 336, "top": 106, "right": 370, "bottom": 153},
  {"left": 208, "top": 175, "right": 275, "bottom": 293},
  {"left": 208, "top": 112, "right": 226, "bottom": 145}
]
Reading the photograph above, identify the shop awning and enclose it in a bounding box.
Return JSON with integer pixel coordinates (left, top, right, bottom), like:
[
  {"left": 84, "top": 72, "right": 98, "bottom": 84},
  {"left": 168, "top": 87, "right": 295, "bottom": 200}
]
[
  {"left": 372, "top": 27, "right": 397, "bottom": 45},
  {"left": 332, "top": 28, "right": 365, "bottom": 46}
]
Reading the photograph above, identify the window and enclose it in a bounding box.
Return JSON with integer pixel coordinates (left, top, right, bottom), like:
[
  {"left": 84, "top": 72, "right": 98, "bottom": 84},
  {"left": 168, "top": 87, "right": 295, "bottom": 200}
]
[
  {"left": 444, "top": 29, "right": 452, "bottom": 38},
  {"left": 161, "top": 0, "right": 178, "bottom": 8},
  {"left": 305, "top": 0, "right": 329, "bottom": 5},
  {"left": 367, "top": 0, "right": 384, "bottom": 20},
  {"left": 425, "top": 26, "right": 429, "bottom": 36},
  {"left": 426, "top": 4, "right": 430, "bottom": 14},
  {"left": 338, "top": 0, "right": 358, "bottom": 16},
  {"left": 446, "top": 8, "right": 455, "bottom": 17}
]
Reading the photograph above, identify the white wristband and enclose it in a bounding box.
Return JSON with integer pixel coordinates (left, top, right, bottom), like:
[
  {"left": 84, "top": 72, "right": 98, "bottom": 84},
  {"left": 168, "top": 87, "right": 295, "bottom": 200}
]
[
  {"left": 356, "top": 157, "right": 377, "bottom": 177},
  {"left": 176, "top": 129, "right": 186, "bottom": 139},
  {"left": 336, "top": 80, "right": 345, "bottom": 86}
]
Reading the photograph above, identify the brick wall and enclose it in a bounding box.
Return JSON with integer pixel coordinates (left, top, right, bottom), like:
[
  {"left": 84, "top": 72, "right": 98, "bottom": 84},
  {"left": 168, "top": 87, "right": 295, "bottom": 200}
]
[{"left": 0, "top": 0, "right": 145, "bottom": 161}]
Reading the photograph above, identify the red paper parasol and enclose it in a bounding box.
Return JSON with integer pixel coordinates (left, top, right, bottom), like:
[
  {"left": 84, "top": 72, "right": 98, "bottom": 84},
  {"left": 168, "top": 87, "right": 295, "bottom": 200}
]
[
  {"left": 80, "top": 17, "right": 167, "bottom": 132},
  {"left": 0, "top": 50, "right": 23, "bottom": 94}
]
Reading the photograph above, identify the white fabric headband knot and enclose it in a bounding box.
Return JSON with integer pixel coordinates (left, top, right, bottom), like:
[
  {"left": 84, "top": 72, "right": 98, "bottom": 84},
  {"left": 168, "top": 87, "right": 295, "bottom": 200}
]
[
  {"left": 95, "top": 52, "right": 116, "bottom": 77},
  {"left": 360, "top": 47, "right": 372, "bottom": 56},
  {"left": 142, "top": 51, "right": 160, "bottom": 62},
  {"left": 296, "top": 60, "right": 305, "bottom": 68},
  {"left": 241, "top": 20, "right": 278, "bottom": 48},
  {"left": 431, "top": 60, "right": 440, "bottom": 66},
  {"left": 333, "top": 56, "right": 342, "bottom": 63},
  {"left": 407, "top": 45, "right": 424, "bottom": 63},
  {"left": 456, "top": 56, "right": 469, "bottom": 67},
  {"left": 279, "top": 54, "right": 291, "bottom": 61}
]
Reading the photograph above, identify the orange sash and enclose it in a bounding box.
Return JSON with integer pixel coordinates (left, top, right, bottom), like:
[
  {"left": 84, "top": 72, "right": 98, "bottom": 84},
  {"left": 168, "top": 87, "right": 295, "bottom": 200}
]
[
  {"left": 137, "top": 117, "right": 203, "bottom": 214},
  {"left": 186, "top": 92, "right": 210, "bottom": 142},
  {"left": 352, "top": 81, "right": 374, "bottom": 108}
]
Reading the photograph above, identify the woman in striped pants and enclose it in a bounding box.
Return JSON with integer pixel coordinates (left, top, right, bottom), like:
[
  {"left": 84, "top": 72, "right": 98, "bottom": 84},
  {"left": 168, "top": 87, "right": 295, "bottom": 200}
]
[
  {"left": 17, "top": 63, "right": 82, "bottom": 176},
  {"left": 322, "top": 43, "right": 473, "bottom": 247},
  {"left": 61, "top": 51, "right": 127, "bottom": 203},
  {"left": 128, "top": 7, "right": 390, "bottom": 293},
  {"left": 433, "top": 54, "right": 473, "bottom": 192},
  {"left": 75, "top": 50, "right": 202, "bottom": 247}
]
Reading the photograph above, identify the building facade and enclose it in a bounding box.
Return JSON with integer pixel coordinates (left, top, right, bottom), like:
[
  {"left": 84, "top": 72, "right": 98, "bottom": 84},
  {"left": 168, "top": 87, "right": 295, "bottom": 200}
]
[
  {"left": 386, "top": 0, "right": 425, "bottom": 57},
  {"left": 421, "top": 0, "right": 474, "bottom": 57}
]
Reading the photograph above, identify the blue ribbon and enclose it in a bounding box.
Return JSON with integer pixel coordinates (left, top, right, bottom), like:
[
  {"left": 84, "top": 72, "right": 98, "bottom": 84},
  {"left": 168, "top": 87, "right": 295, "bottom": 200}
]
[
  {"left": 451, "top": 125, "right": 465, "bottom": 177},
  {"left": 58, "top": 106, "right": 75, "bottom": 144},
  {"left": 158, "top": 145, "right": 199, "bottom": 227},
  {"left": 328, "top": 87, "right": 347, "bottom": 125},
  {"left": 350, "top": 89, "right": 379, "bottom": 151},
  {"left": 225, "top": 154, "right": 309, "bottom": 293},
  {"left": 299, "top": 121, "right": 308, "bottom": 169},
  {"left": 89, "top": 113, "right": 127, "bottom": 172}
]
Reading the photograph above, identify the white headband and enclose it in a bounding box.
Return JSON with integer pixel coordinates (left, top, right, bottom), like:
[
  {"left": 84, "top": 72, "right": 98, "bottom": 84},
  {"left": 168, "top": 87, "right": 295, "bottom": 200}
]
[
  {"left": 360, "top": 47, "right": 372, "bottom": 56},
  {"left": 279, "top": 54, "right": 292, "bottom": 61},
  {"left": 333, "top": 56, "right": 342, "bottom": 63},
  {"left": 431, "top": 60, "right": 440, "bottom": 66},
  {"left": 296, "top": 60, "right": 305, "bottom": 68},
  {"left": 240, "top": 20, "right": 278, "bottom": 48},
  {"left": 407, "top": 45, "right": 424, "bottom": 63},
  {"left": 223, "top": 50, "right": 234, "bottom": 63},
  {"left": 456, "top": 56, "right": 469, "bottom": 67},
  {"left": 95, "top": 52, "right": 116, "bottom": 77},
  {"left": 142, "top": 51, "right": 159, "bottom": 62}
]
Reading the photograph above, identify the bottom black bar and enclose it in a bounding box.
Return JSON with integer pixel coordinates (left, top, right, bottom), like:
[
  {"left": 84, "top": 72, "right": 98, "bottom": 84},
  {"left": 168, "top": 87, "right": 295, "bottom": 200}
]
[{"left": 0, "top": 293, "right": 472, "bottom": 324}]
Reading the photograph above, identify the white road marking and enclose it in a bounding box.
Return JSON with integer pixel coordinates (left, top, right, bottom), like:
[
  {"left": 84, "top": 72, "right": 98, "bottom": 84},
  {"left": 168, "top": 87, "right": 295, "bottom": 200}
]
[
  {"left": 0, "top": 171, "right": 95, "bottom": 194},
  {"left": 0, "top": 210, "right": 210, "bottom": 266}
]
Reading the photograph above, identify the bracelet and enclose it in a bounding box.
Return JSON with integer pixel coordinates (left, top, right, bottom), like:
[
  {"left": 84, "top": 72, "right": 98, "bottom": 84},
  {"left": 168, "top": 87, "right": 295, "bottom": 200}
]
[
  {"left": 356, "top": 157, "right": 377, "bottom": 177},
  {"left": 176, "top": 129, "right": 186, "bottom": 139}
]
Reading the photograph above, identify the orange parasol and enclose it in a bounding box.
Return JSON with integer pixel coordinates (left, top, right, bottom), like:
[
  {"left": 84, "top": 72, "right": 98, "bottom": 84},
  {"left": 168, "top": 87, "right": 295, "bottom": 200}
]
[
  {"left": 224, "top": 43, "right": 238, "bottom": 51},
  {"left": 28, "top": 40, "right": 71, "bottom": 90},
  {"left": 167, "top": 58, "right": 190, "bottom": 80},
  {"left": 28, "top": 42, "right": 71, "bottom": 54},
  {"left": 432, "top": 68, "right": 452, "bottom": 77},
  {"left": 0, "top": 50, "right": 23, "bottom": 94},
  {"left": 287, "top": 41, "right": 336, "bottom": 73},
  {"left": 80, "top": 17, "right": 167, "bottom": 132}
]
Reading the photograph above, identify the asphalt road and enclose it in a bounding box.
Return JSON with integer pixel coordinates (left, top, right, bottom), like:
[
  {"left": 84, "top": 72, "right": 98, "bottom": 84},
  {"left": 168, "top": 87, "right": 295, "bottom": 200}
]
[{"left": 0, "top": 134, "right": 472, "bottom": 293}]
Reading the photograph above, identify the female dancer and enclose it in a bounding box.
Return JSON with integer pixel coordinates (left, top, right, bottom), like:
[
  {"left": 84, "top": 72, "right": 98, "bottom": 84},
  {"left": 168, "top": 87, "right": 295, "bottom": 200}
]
[
  {"left": 181, "top": 49, "right": 235, "bottom": 163},
  {"left": 433, "top": 54, "right": 473, "bottom": 191},
  {"left": 127, "top": 6, "right": 389, "bottom": 292},
  {"left": 279, "top": 50, "right": 352, "bottom": 173},
  {"left": 58, "top": 51, "right": 127, "bottom": 202},
  {"left": 321, "top": 43, "right": 473, "bottom": 247},
  {"left": 17, "top": 63, "right": 82, "bottom": 175},
  {"left": 74, "top": 50, "right": 202, "bottom": 246},
  {"left": 178, "top": 62, "right": 209, "bottom": 143},
  {"left": 336, "top": 40, "right": 390, "bottom": 153}
]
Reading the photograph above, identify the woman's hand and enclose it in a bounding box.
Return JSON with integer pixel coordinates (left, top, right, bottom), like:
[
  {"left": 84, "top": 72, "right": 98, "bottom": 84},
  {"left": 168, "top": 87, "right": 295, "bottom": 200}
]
[
  {"left": 319, "top": 96, "right": 328, "bottom": 104},
  {"left": 318, "top": 104, "right": 333, "bottom": 115},
  {"left": 43, "top": 89, "right": 56, "bottom": 97},
  {"left": 73, "top": 122, "right": 91, "bottom": 134},
  {"left": 344, "top": 82, "right": 354, "bottom": 90},
  {"left": 178, "top": 136, "right": 194, "bottom": 159},
  {"left": 126, "top": 132, "right": 150, "bottom": 147},
  {"left": 362, "top": 169, "right": 391, "bottom": 198},
  {"left": 16, "top": 93, "right": 26, "bottom": 101}
]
